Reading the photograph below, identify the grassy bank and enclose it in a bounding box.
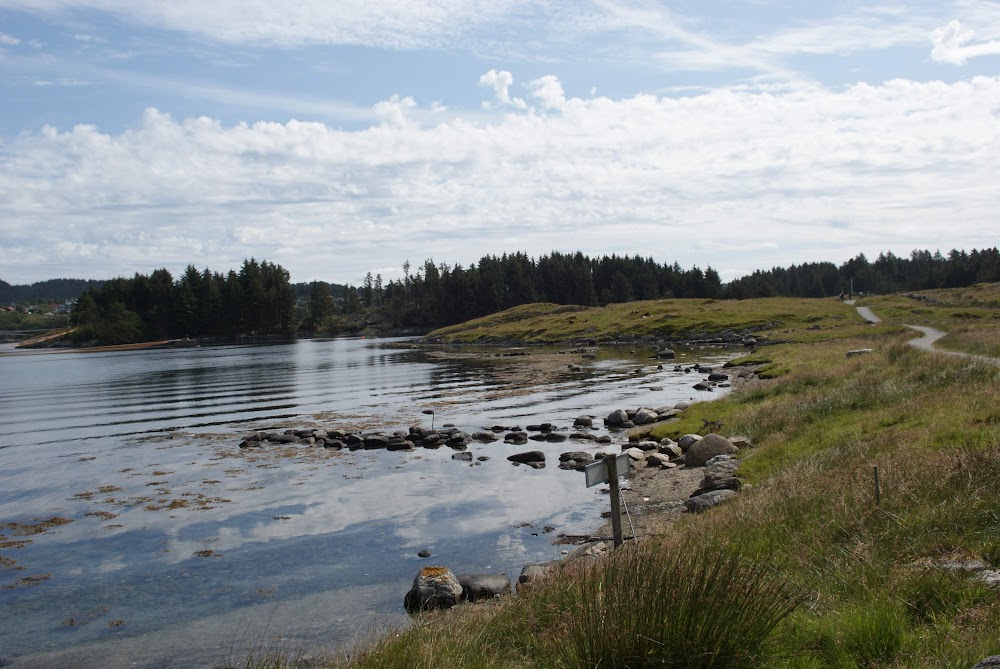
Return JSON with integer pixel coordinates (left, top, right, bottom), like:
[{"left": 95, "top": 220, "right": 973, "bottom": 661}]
[
  {"left": 232, "top": 291, "right": 1000, "bottom": 669},
  {"left": 426, "top": 296, "right": 882, "bottom": 345}
]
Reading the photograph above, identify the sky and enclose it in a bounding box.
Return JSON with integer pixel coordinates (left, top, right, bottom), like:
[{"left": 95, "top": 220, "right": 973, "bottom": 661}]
[{"left": 1, "top": 1, "right": 999, "bottom": 287}]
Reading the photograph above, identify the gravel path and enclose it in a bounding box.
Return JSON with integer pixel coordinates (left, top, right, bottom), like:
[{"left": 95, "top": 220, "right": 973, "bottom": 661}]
[
  {"left": 902, "top": 323, "right": 1000, "bottom": 367},
  {"left": 854, "top": 304, "right": 1000, "bottom": 367}
]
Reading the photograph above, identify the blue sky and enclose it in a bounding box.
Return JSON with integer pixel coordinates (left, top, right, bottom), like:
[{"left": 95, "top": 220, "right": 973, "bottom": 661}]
[{"left": 1, "top": 1, "right": 999, "bottom": 286}]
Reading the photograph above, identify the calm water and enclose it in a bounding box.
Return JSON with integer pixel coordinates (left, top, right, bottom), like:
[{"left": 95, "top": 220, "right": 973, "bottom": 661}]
[{"left": 0, "top": 337, "right": 733, "bottom": 668}]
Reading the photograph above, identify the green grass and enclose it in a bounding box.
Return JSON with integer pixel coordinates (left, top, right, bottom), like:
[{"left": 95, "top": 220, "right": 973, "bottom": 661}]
[{"left": 427, "top": 297, "right": 874, "bottom": 345}]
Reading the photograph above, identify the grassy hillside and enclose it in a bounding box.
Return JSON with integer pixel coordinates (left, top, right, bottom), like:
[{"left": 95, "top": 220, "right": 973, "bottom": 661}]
[
  {"left": 426, "top": 297, "right": 889, "bottom": 345},
  {"left": 242, "top": 289, "right": 1000, "bottom": 669}
]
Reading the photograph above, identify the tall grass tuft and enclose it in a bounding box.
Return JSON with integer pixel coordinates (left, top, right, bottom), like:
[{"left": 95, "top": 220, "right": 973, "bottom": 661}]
[
  {"left": 548, "top": 538, "right": 801, "bottom": 669},
  {"left": 811, "top": 599, "right": 908, "bottom": 669}
]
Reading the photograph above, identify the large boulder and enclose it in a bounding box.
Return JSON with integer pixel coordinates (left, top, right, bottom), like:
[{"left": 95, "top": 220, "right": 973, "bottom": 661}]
[
  {"left": 573, "top": 415, "right": 594, "bottom": 428},
  {"left": 973, "top": 657, "right": 1000, "bottom": 669},
  {"left": 685, "top": 433, "right": 739, "bottom": 467},
  {"left": 458, "top": 574, "right": 511, "bottom": 601},
  {"left": 404, "top": 566, "right": 464, "bottom": 613}
]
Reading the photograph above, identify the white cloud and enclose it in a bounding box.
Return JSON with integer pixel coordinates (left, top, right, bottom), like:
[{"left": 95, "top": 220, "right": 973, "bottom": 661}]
[
  {"left": 478, "top": 69, "right": 526, "bottom": 109},
  {"left": 0, "top": 0, "right": 533, "bottom": 48},
  {"left": 2, "top": 78, "right": 999, "bottom": 284},
  {"left": 931, "top": 19, "right": 1000, "bottom": 64},
  {"left": 527, "top": 75, "right": 565, "bottom": 110},
  {"left": 0, "top": 31, "right": 21, "bottom": 45}
]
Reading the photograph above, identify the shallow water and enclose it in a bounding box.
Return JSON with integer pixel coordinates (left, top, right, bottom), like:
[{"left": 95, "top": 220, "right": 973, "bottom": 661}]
[{"left": 0, "top": 337, "right": 733, "bottom": 668}]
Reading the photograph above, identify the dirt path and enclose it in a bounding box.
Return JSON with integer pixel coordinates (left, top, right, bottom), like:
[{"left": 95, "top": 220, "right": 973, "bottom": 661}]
[{"left": 855, "top": 304, "right": 1000, "bottom": 367}]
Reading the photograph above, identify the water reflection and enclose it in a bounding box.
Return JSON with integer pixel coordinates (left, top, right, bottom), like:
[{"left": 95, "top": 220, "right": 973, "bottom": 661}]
[{"left": 0, "top": 337, "right": 734, "bottom": 668}]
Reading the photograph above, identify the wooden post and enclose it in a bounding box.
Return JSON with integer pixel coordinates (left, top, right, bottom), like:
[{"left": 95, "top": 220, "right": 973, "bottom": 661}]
[
  {"left": 607, "top": 455, "right": 624, "bottom": 548},
  {"left": 873, "top": 465, "right": 881, "bottom": 507}
]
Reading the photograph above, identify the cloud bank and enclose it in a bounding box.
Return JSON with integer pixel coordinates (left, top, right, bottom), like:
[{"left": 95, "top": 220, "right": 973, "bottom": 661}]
[{"left": 2, "top": 76, "right": 999, "bottom": 284}]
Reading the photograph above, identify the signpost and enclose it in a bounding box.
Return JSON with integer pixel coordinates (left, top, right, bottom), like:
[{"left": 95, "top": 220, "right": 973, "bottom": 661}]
[{"left": 584, "top": 453, "right": 630, "bottom": 547}]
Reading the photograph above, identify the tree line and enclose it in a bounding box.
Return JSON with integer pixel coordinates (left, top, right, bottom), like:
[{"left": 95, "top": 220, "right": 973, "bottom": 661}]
[
  {"left": 726, "top": 248, "right": 1000, "bottom": 299},
  {"left": 0, "top": 278, "right": 105, "bottom": 304},
  {"left": 61, "top": 246, "right": 1000, "bottom": 344},
  {"left": 72, "top": 259, "right": 295, "bottom": 344}
]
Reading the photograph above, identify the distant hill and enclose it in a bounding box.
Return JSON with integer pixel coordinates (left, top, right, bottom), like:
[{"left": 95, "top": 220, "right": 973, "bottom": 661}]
[{"left": 0, "top": 278, "right": 107, "bottom": 304}]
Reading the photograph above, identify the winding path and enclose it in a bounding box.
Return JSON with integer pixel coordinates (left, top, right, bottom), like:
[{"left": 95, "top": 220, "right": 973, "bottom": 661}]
[{"left": 852, "top": 303, "right": 1000, "bottom": 368}]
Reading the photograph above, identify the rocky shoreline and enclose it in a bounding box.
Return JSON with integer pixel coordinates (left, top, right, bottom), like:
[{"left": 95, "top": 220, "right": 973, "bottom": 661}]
[{"left": 232, "top": 357, "right": 763, "bottom": 615}]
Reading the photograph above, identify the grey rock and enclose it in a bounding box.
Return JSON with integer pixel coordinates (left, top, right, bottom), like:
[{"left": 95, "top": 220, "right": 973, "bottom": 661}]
[
  {"left": 545, "top": 432, "right": 568, "bottom": 443},
  {"left": 605, "top": 409, "right": 630, "bottom": 427},
  {"left": 646, "top": 453, "right": 675, "bottom": 468},
  {"left": 624, "top": 447, "right": 647, "bottom": 463},
  {"left": 685, "top": 434, "right": 739, "bottom": 467},
  {"left": 693, "top": 381, "right": 714, "bottom": 391},
  {"left": 846, "top": 348, "right": 873, "bottom": 357},
  {"left": 452, "top": 452, "right": 473, "bottom": 461},
  {"left": 973, "top": 657, "right": 1000, "bottom": 669},
  {"left": 674, "top": 401, "right": 691, "bottom": 410},
  {"left": 472, "top": 432, "right": 498, "bottom": 442},
  {"left": 633, "top": 408, "right": 659, "bottom": 425},
  {"left": 729, "top": 435, "right": 754, "bottom": 450},
  {"left": 417, "top": 549, "right": 432, "bottom": 558},
  {"left": 559, "top": 451, "right": 594, "bottom": 463},
  {"left": 684, "top": 489, "right": 738, "bottom": 513},
  {"left": 404, "top": 566, "right": 464, "bottom": 613},
  {"left": 363, "top": 435, "right": 390, "bottom": 449},
  {"left": 518, "top": 562, "right": 557, "bottom": 584},
  {"left": 690, "top": 477, "right": 742, "bottom": 497},
  {"left": 703, "top": 454, "right": 740, "bottom": 482},
  {"left": 570, "top": 432, "right": 596, "bottom": 441},
  {"left": 659, "top": 442, "right": 683, "bottom": 459},
  {"left": 707, "top": 372, "right": 729, "bottom": 382},
  {"left": 458, "top": 573, "right": 511, "bottom": 601},
  {"left": 677, "top": 434, "right": 703, "bottom": 451},
  {"left": 566, "top": 541, "right": 612, "bottom": 561},
  {"left": 573, "top": 415, "right": 594, "bottom": 428},
  {"left": 634, "top": 439, "right": 659, "bottom": 451}
]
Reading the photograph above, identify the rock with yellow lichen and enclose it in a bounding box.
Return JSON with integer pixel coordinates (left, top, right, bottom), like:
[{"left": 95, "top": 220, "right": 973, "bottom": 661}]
[{"left": 403, "top": 566, "right": 464, "bottom": 613}]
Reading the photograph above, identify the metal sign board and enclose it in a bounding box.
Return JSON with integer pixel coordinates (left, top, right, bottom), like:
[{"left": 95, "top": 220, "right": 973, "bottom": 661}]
[{"left": 584, "top": 453, "right": 630, "bottom": 488}]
